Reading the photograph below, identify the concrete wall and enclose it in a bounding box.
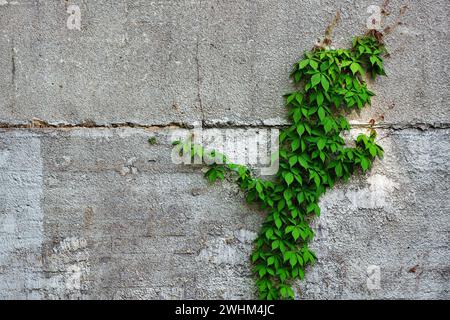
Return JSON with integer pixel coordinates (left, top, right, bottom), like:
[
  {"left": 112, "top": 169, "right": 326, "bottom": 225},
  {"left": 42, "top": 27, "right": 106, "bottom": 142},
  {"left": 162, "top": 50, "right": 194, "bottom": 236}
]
[{"left": 0, "top": 0, "right": 448, "bottom": 299}]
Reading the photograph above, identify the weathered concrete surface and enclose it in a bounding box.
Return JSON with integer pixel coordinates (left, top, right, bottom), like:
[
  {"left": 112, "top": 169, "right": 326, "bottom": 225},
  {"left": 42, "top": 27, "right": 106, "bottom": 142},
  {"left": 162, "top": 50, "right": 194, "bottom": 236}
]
[
  {"left": 0, "top": 128, "right": 449, "bottom": 299},
  {"left": 0, "top": 0, "right": 449, "bottom": 300},
  {"left": 0, "top": 0, "right": 449, "bottom": 126}
]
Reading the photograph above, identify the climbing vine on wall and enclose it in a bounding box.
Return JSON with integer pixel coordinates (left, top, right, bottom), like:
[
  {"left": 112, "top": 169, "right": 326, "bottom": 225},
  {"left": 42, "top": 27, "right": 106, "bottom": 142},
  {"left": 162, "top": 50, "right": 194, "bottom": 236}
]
[{"left": 170, "top": 30, "right": 387, "bottom": 300}]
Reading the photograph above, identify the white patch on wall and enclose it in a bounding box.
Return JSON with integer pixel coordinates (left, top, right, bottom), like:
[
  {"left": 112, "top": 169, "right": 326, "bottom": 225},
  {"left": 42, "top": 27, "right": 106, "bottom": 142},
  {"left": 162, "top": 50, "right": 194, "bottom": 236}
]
[
  {"left": 346, "top": 174, "right": 399, "bottom": 209},
  {"left": 366, "top": 5, "right": 382, "bottom": 30},
  {"left": 197, "top": 238, "right": 247, "bottom": 265},
  {"left": 44, "top": 237, "right": 90, "bottom": 299},
  {"left": 1, "top": 214, "right": 16, "bottom": 234},
  {"left": 234, "top": 229, "right": 257, "bottom": 244},
  {"left": 0, "top": 149, "right": 9, "bottom": 168},
  {"left": 367, "top": 265, "right": 381, "bottom": 290},
  {"left": 53, "top": 236, "right": 88, "bottom": 254},
  {"left": 66, "top": 264, "right": 82, "bottom": 291},
  {"left": 0, "top": 136, "right": 44, "bottom": 299},
  {"left": 67, "top": 5, "right": 81, "bottom": 31}
]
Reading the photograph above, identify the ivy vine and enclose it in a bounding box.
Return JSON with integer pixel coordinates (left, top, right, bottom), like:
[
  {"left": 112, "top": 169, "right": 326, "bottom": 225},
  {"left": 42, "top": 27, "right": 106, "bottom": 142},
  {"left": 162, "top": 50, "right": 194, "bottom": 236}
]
[{"left": 171, "top": 30, "right": 387, "bottom": 299}]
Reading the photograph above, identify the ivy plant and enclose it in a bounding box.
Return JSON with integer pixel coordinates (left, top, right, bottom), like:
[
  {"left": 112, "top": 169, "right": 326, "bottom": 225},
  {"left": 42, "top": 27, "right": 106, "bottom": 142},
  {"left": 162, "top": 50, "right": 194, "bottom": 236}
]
[{"left": 171, "top": 30, "right": 386, "bottom": 300}]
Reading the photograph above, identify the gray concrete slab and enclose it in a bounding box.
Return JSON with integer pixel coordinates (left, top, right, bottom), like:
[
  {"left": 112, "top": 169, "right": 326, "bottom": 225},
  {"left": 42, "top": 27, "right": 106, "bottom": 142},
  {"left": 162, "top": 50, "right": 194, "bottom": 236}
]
[
  {"left": 0, "top": 0, "right": 449, "bottom": 125},
  {"left": 0, "top": 127, "right": 448, "bottom": 299}
]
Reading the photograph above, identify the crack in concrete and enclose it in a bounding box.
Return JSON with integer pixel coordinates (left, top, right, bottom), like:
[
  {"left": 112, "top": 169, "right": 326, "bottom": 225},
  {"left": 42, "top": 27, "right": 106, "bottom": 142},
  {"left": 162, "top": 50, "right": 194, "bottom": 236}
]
[
  {"left": 11, "top": 41, "right": 15, "bottom": 85},
  {"left": 195, "top": 36, "right": 205, "bottom": 126},
  {"left": 350, "top": 122, "right": 450, "bottom": 131},
  {"left": 0, "top": 119, "right": 192, "bottom": 129},
  {"left": 10, "top": 38, "right": 16, "bottom": 109}
]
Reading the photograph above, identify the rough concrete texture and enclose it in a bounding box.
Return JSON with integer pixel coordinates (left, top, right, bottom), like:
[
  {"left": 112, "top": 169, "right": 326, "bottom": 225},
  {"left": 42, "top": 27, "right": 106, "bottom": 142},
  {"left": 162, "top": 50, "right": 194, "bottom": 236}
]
[
  {"left": 0, "top": 0, "right": 449, "bottom": 126},
  {"left": 0, "top": 0, "right": 449, "bottom": 299}
]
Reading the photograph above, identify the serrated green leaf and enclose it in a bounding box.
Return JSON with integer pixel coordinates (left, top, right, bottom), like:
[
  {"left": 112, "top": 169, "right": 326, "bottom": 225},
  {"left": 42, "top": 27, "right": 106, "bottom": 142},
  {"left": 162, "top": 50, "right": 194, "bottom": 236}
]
[
  {"left": 296, "top": 124, "right": 305, "bottom": 136},
  {"left": 361, "top": 156, "right": 369, "bottom": 171},
  {"left": 311, "top": 73, "right": 321, "bottom": 87},
  {"left": 298, "top": 157, "right": 308, "bottom": 169},
  {"left": 319, "top": 151, "right": 325, "bottom": 162},
  {"left": 272, "top": 240, "right": 279, "bottom": 250},
  {"left": 284, "top": 172, "right": 294, "bottom": 186},
  {"left": 335, "top": 162, "right": 343, "bottom": 177},
  {"left": 290, "top": 254, "right": 297, "bottom": 267},
  {"left": 318, "top": 107, "right": 325, "bottom": 121},
  {"left": 291, "top": 138, "right": 300, "bottom": 151},
  {"left": 277, "top": 199, "right": 285, "bottom": 211},
  {"left": 286, "top": 93, "right": 295, "bottom": 105},
  {"left": 293, "top": 108, "right": 301, "bottom": 123},
  {"left": 297, "top": 192, "right": 305, "bottom": 204},
  {"left": 283, "top": 189, "right": 293, "bottom": 200},
  {"left": 299, "top": 59, "right": 309, "bottom": 69},
  {"left": 317, "top": 138, "right": 326, "bottom": 150},
  {"left": 256, "top": 181, "right": 263, "bottom": 193},
  {"left": 289, "top": 156, "right": 297, "bottom": 167},
  {"left": 317, "top": 91, "right": 324, "bottom": 106},
  {"left": 292, "top": 228, "right": 300, "bottom": 241},
  {"left": 321, "top": 74, "right": 329, "bottom": 91},
  {"left": 259, "top": 266, "right": 267, "bottom": 277},
  {"left": 369, "top": 55, "right": 378, "bottom": 65},
  {"left": 350, "top": 62, "right": 360, "bottom": 75}
]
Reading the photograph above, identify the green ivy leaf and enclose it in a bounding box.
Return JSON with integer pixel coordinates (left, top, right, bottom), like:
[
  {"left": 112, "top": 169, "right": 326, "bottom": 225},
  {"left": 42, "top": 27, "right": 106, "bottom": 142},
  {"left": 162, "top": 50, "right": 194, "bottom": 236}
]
[
  {"left": 284, "top": 172, "right": 294, "bottom": 186},
  {"left": 296, "top": 124, "right": 305, "bottom": 136},
  {"left": 275, "top": 217, "right": 282, "bottom": 229},
  {"left": 297, "top": 192, "right": 305, "bottom": 204},
  {"left": 291, "top": 138, "right": 300, "bottom": 151},
  {"left": 317, "top": 138, "right": 326, "bottom": 150},
  {"left": 290, "top": 254, "right": 297, "bottom": 267},
  {"left": 299, "top": 59, "right": 310, "bottom": 69},
  {"left": 318, "top": 107, "right": 325, "bottom": 121},
  {"left": 298, "top": 157, "right": 309, "bottom": 169},
  {"left": 292, "top": 228, "right": 300, "bottom": 241},
  {"left": 283, "top": 189, "right": 293, "bottom": 201},
  {"left": 277, "top": 199, "right": 286, "bottom": 211},
  {"left": 317, "top": 91, "right": 324, "bottom": 106},
  {"left": 319, "top": 151, "right": 325, "bottom": 162},
  {"left": 272, "top": 240, "right": 279, "bottom": 250},
  {"left": 293, "top": 108, "right": 301, "bottom": 123},
  {"left": 335, "top": 162, "right": 343, "bottom": 177},
  {"left": 311, "top": 73, "right": 321, "bottom": 87},
  {"left": 350, "top": 62, "right": 361, "bottom": 75},
  {"left": 321, "top": 74, "right": 329, "bottom": 91},
  {"left": 289, "top": 156, "right": 297, "bottom": 167},
  {"left": 259, "top": 266, "right": 267, "bottom": 277},
  {"left": 361, "top": 157, "right": 369, "bottom": 171},
  {"left": 256, "top": 181, "right": 263, "bottom": 193}
]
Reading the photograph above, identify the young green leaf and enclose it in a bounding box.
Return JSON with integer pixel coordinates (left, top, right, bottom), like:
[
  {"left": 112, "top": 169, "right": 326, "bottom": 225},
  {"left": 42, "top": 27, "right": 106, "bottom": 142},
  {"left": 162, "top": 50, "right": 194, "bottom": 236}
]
[
  {"left": 285, "top": 172, "right": 294, "bottom": 186},
  {"left": 321, "top": 74, "right": 329, "bottom": 91},
  {"left": 318, "top": 107, "right": 325, "bottom": 121},
  {"left": 289, "top": 156, "right": 298, "bottom": 167},
  {"left": 350, "top": 62, "right": 361, "bottom": 75},
  {"left": 311, "top": 73, "right": 321, "bottom": 87},
  {"left": 299, "top": 59, "right": 310, "bottom": 69}
]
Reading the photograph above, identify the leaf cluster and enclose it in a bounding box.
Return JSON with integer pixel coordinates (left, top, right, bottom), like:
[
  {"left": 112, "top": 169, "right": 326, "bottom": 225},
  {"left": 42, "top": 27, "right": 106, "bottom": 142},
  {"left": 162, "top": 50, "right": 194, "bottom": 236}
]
[{"left": 173, "top": 34, "right": 386, "bottom": 300}]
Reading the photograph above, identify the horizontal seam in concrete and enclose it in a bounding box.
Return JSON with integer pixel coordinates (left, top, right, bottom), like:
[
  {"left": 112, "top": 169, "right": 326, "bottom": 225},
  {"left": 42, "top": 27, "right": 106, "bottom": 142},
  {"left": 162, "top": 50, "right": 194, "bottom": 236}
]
[{"left": 0, "top": 120, "right": 450, "bottom": 131}]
